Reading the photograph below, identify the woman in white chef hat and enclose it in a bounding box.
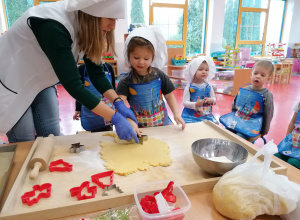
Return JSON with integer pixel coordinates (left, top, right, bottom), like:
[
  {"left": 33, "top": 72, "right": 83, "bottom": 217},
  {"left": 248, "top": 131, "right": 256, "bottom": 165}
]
[
  {"left": 116, "top": 26, "right": 185, "bottom": 130},
  {"left": 181, "top": 56, "right": 218, "bottom": 124},
  {"left": 0, "top": 0, "right": 140, "bottom": 143}
]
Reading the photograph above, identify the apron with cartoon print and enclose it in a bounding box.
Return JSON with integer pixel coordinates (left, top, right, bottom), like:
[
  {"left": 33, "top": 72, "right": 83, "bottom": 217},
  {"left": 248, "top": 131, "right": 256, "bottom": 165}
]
[
  {"left": 278, "top": 104, "right": 300, "bottom": 159},
  {"left": 81, "top": 63, "right": 114, "bottom": 131},
  {"left": 219, "top": 87, "right": 265, "bottom": 137},
  {"left": 128, "top": 75, "right": 171, "bottom": 128},
  {"left": 181, "top": 83, "right": 217, "bottom": 124}
]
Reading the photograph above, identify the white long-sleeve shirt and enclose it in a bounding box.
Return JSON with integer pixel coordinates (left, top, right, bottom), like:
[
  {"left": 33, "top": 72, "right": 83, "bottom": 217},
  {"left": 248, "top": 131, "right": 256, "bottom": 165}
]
[{"left": 183, "top": 82, "right": 216, "bottom": 109}]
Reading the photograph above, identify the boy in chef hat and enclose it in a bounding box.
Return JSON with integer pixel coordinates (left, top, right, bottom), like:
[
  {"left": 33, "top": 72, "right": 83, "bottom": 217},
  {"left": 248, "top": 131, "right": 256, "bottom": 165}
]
[
  {"left": 181, "top": 56, "right": 218, "bottom": 124},
  {"left": 219, "top": 60, "right": 274, "bottom": 142},
  {"left": 116, "top": 26, "right": 185, "bottom": 130}
]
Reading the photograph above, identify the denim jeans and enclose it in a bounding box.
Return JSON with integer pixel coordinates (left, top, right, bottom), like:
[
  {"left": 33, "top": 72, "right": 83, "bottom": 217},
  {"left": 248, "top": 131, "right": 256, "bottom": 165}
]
[{"left": 6, "top": 86, "right": 60, "bottom": 143}]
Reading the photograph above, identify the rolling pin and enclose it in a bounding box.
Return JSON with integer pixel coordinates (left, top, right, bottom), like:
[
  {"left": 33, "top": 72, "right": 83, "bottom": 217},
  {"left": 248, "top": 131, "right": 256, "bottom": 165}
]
[{"left": 28, "top": 134, "right": 54, "bottom": 180}]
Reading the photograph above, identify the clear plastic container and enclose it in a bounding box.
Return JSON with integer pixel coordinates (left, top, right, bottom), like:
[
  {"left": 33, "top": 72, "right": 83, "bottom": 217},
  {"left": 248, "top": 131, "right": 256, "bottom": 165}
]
[
  {"left": 171, "top": 70, "right": 184, "bottom": 78},
  {"left": 134, "top": 180, "right": 191, "bottom": 220}
]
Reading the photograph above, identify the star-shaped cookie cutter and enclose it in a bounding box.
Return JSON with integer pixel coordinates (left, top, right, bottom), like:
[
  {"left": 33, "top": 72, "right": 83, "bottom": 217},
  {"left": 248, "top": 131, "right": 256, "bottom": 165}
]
[
  {"left": 91, "top": 171, "right": 114, "bottom": 189},
  {"left": 102, "top": 184, "right": 124, "bottom": 196},
  {"left": 69, "top": 181, "right": 97, "bottom": 201},
  {"left": 21, "top": 183, "right": 52, "bottom": 206},
  {"left": 70, "top": 142, "right": 85, "bottom": 153},
  {"left": 49, "top": 159, "right": 73, "bottom": 172}
]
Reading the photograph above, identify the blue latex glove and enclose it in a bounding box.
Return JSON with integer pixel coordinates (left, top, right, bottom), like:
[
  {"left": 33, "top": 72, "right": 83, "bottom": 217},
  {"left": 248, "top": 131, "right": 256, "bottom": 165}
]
[
  {"left": 114, "top": 100, "right": 138, "bottom": 124},
  {"left": 111, "top": 112, "right": 139, "bottom": 143}
]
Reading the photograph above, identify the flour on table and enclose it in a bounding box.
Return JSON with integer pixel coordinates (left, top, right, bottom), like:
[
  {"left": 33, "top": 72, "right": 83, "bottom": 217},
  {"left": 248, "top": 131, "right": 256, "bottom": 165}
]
[
  {"left": 209, "top": 156, "right": 233, "bottom": 163},
  {"left": 100, "top": 133, "right": 172, "bottom": 176}
]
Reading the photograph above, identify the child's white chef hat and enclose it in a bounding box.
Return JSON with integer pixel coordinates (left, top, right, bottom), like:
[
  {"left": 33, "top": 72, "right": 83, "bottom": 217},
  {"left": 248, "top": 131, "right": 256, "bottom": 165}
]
[
  {"left": 124, "top": 26, "right": 168, "bottom": 70},
  {"left": 184, "top": 56, "right": 216, "bottom": 83},
  {"left": 64, "top": 0, "right": 125, "bottom": 19}
]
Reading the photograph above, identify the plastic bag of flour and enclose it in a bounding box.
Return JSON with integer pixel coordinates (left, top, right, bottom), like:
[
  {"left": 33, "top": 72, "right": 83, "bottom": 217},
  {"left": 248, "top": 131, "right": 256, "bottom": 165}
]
[{"left": 213, "top": 140, "right": 300, "bottom": 220}]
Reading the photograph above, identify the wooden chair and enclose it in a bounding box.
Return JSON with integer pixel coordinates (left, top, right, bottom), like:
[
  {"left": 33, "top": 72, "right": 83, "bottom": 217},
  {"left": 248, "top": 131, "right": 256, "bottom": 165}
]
[{"left": 271, "top": 62, "right": 291, "bottom": 84}]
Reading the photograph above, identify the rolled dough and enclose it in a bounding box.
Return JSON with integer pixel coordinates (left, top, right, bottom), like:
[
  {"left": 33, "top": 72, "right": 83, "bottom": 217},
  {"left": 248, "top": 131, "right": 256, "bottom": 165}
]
[{"left": 100, "top": 133, "right": 172, "bottom": 176}]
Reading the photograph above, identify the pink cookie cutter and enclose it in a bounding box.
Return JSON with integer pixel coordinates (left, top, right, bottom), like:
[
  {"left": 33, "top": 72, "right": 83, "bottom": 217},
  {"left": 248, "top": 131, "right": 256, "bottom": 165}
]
[
  {"left": 49, "top": 159, "right": 73, "bottom": 172},
  {"left": 69, "top": 181, "right": 97, "bottom": 201},
  {"left": 21, "top": 183, "right": 52, "bottom": 206}
]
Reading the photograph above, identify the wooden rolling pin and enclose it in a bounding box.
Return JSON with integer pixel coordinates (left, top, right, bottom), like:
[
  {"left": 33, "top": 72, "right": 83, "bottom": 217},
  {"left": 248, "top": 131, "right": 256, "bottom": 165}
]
[{"left": 28, "top": 134, "right": 54, "bottom": 180}]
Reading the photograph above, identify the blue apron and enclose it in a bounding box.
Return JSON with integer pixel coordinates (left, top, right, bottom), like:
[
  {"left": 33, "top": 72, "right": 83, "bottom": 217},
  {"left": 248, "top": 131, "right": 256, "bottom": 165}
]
[
  {"left": 181, "top": 83, "right": 217, "bottom": 124},
  {"left": 81, "top": 63, "right": 114, "bottom": 131},
  {"left": 128, "top": 74, "right": 171, "bottom": 128},
  {"left": 219, "top": 87, "right": 265, "bottom": 137},
  {"left": 278, "top": 104, "right": 300, "bottom": 159}
]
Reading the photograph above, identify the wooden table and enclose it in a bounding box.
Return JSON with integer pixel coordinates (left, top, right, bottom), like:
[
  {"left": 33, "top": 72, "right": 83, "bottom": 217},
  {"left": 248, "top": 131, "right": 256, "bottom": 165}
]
[{"left": 0, "top": 127, "right": 299, "bottom": 220}]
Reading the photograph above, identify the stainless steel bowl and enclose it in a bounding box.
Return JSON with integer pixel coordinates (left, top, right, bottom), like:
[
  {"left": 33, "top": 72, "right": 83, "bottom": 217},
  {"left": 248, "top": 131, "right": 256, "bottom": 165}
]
[{"left": 192, "top": 138, "right": 248, "bottom": 176}]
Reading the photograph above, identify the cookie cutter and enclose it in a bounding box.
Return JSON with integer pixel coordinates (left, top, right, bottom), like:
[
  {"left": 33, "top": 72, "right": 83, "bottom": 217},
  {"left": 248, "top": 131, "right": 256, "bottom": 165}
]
[
  {"left": 138, "top": 135, "right": 148, "bottom": 145},
  {"left": 70, "top": 142, "right": 85, "bottom": 153},
  {"left": 49, "top": 159, "right": 73, "bottom": 172},
  {"left": 102, "top": 184, "right": 123, "bottom": 196},
  {"left": 70, "top": 181, "right": 97, "bottom": 201},
  {"left": 91, "top": 171, "right": 114, "bottom": 189},
  {"left": 21, "top": 183, "right": 52, "bottom": 206}
]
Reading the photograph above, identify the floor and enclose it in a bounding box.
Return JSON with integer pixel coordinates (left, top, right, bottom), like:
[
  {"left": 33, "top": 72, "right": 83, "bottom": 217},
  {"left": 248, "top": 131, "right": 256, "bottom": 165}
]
[{"left": 1, "top": 75, "right": 300, "bottom": 148}]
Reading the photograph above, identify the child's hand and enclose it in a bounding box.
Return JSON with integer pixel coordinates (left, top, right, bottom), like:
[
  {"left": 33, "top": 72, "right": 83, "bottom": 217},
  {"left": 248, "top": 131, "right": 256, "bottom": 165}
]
[
  {"left": 126, "top": 118, "right": 142, "bottom": 137},
  {"left": 195, "top": 97, "right": 205, "bottom": 107},
  {"left": 73, "top": 111, "right": 81, "bottom": 120},
  {"left": 204, "top": 97, "right": 215, "bottom": 105},
  {"left": 174, "top": 114, "right": 186, "bottom": 130}
]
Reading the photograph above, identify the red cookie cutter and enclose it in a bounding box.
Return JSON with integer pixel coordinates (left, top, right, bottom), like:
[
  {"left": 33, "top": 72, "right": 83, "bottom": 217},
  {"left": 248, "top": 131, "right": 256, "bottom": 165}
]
[
  {"left": 21, "top": 183, "right": 52, "bottom": 206},
  {"left": 49, "top": 159, "right": 73, "bottom": 172},
  {"left": 69, "top": 181, "right": 97, "bottom": 201},
  {"left": 91, "top": 171, "right": 114, "bottom": 189}
]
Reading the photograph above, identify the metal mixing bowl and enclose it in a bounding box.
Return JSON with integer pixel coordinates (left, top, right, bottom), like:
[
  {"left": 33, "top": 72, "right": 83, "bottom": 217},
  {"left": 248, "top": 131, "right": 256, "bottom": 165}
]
[{"left": 192, "top": 138, "right": 248, "bottom": 176}]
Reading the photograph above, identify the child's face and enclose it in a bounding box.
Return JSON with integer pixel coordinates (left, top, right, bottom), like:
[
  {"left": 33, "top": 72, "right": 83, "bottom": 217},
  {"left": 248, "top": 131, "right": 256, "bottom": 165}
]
[
  {"left": 193, "top": 62, "right": 209, "bottom": 83},
  {"left": 129, "top": 46, "right": 153, "bottom": 76},
  {"left": 251, "top": 65, "right": 272, "bottom": 90}
]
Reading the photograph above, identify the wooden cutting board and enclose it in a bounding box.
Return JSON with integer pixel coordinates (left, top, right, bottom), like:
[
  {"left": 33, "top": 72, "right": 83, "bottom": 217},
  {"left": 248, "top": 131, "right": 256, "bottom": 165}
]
[{"left": 0, "top": 121, "right": 286, "bottom": 220}]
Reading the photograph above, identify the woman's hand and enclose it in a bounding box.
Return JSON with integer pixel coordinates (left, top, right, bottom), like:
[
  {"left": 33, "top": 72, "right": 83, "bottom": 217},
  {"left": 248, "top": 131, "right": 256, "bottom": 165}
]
[
  {"left": 174, "top": 114, "right": 186, "bottom": 130},
  {"left": 114, "top": 100, "right": 138, "bottom": 124},
  {"left": 111, "top": 112, "right": 139, "bottom": 143},
  {"left": 73, "top": 111, "right": 81, "bottom": 120}
]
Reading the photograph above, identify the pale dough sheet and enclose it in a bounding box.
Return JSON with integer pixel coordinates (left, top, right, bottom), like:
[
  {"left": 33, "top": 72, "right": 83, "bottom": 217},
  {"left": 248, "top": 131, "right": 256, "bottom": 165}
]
[{"left": 100, "top": 135, "right": 172, "bottom": 176}]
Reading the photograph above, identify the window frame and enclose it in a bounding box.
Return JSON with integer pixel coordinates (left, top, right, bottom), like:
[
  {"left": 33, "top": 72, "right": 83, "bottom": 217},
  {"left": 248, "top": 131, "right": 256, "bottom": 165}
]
[{"left": 149, "top": 0, "right": 188, "bottom": 57}]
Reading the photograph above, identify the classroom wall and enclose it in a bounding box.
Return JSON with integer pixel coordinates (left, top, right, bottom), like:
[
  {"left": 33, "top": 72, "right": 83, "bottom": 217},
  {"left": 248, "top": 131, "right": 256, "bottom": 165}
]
[
  {"left": 206, "top": 0, "right": 225, "bottom": 55},
  {"left": 282, "top": 0, "right": 300, "bottom": 49}
]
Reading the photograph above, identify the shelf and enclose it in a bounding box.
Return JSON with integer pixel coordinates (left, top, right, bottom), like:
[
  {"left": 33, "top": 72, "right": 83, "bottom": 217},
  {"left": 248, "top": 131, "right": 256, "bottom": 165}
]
[
  {"left": 168, "top": 65, "right": 186, "bottom": 68},
  {"left": 169, "top": 76, "right": 184, "bottom": 80}
]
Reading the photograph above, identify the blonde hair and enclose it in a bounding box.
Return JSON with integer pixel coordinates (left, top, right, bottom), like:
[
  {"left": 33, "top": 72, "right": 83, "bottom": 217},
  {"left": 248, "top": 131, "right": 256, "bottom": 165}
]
[
  {"left": 253, "top": 60, "right": 274, "bottom": 76},
  {"left": 77, "top": 11, "right": 115, "bottom": 65}
]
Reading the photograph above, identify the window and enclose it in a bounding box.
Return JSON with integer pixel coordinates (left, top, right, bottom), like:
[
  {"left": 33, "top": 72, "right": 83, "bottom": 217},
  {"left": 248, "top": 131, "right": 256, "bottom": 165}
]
[
  {"left": 223, "top": 0, "right": 286, "bottom": 55},
  {"left": 149, "top": 0, "right": 207, "bottom": 58}
]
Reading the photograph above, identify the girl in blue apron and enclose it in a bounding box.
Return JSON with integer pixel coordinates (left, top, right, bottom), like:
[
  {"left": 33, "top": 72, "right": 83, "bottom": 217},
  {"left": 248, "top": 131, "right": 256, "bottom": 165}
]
[
  {"left": 275, "top": 102, "right": 300, "bottom": 169},
  {"left": 116, "top": 27, "right": 185, "bottom": 129},
  {"left": 73, "top": 62, "right": 115, "bottom": 132},
  {"left": 219, "top": 60, "right": 274, "bottom": 140},
  {"left": 181, "top": 56, "right": 218, "bottom": 124}
]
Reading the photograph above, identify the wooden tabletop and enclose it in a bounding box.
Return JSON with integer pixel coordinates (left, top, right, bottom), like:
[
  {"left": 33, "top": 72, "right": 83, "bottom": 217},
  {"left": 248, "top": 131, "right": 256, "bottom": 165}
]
[{"left": 1, "top": 139, "right": 299, "bottom": 220}]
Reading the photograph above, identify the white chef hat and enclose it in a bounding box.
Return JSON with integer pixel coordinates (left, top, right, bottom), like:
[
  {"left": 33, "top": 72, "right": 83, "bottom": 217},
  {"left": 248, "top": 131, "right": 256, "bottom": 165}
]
[
  {"left": 124, "top": 26, "right": 168, "bottom": 70},
  {"left": 64, "top": 0, "right": 125, "bottom": 19},
  {"left": 184, "top": 56, "right": 216, "bottom": 83}
]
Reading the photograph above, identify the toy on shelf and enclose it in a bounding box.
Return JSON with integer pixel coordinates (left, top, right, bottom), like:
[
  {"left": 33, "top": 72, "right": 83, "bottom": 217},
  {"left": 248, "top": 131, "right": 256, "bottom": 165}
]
[
  {"left": 102, "top": 52, "right": 114, "bottom": 60},
  {"left": 235, "top": 48, "right": 255, "bottom": 68},
  {"left": 220, "top": 46, "right": 240, "bottom": 68},
  {"left": 266, "top": 43, "right": 286, "bottom": 60},
  {"left": 171, "top": 54, "right": 186, "bottom": 66}
]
